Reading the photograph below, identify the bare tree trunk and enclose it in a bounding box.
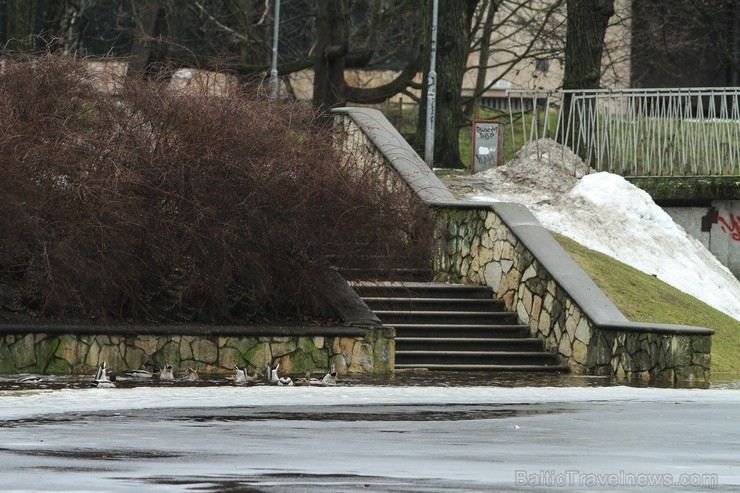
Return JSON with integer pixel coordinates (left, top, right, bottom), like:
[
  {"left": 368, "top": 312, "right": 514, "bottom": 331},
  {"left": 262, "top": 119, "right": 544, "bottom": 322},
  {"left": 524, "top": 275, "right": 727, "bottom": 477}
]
[
  {"left": 0, "top": 0, "right": 7, "bottom": 53},
  {"left": 6, "top": 0, "right": 35, "bottom": 50},
  {"left": 416, "top": 0, "right": 477, "bottom": 168},
  {"left": 313, "top": 0, "right": 349, "bottom": 110},
  {"left": 559, "top": 0, "right": 614, "bottom": 145},
  {"left": 128, "top": 0, "right": 168, "bottom": 80},
  {"left": 465, "top": 0, "right": 500, "bottom": 120}
]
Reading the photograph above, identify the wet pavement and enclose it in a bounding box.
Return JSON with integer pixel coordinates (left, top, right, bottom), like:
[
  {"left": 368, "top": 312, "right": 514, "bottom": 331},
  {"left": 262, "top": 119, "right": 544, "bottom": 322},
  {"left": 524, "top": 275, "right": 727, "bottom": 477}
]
[{"left": 1, "top": 372, "right": 739, "bottom": 492}]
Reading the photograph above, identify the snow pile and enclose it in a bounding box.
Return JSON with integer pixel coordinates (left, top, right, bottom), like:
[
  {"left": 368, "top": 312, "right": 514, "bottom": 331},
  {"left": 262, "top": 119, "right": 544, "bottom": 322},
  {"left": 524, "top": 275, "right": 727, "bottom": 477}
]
[{"left": 444, "top": 139, "right": 740, "bottom": 321}]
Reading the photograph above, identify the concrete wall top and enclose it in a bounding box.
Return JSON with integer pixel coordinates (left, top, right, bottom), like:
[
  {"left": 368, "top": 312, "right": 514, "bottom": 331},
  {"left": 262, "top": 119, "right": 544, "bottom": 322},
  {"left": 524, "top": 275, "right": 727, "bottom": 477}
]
[{"left": 332, "top": 107, "right": 456, "bottom": 204}]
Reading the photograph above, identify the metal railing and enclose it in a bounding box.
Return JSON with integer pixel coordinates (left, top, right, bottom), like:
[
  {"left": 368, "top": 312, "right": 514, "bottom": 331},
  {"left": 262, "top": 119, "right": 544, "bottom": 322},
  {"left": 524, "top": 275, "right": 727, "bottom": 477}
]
[{"left": 506, "top": 88, "right": 740, "bottom": 176}]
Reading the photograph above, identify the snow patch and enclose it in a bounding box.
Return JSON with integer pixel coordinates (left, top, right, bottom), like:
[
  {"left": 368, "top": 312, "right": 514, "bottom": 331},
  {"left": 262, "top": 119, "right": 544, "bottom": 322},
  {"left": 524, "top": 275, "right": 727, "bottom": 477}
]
[{"left": 446, "top": 139, "right": 740, "bottom": 321}]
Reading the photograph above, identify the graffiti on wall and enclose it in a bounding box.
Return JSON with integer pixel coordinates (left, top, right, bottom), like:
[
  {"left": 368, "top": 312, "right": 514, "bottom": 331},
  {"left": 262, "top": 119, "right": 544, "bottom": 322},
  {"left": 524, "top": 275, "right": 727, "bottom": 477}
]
[{"left": 718, "top": 214, "right": 740, "bottom": 241}]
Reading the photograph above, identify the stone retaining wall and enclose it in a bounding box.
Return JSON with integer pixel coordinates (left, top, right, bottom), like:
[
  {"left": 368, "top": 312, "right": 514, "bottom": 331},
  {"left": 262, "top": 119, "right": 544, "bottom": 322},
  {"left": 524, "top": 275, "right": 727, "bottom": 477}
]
[
  {"left": 434, "top": 206, "right": 712, "bottom": 382},
  {"left": 0, "top": 327, "right": 395, "bottom": 376}
]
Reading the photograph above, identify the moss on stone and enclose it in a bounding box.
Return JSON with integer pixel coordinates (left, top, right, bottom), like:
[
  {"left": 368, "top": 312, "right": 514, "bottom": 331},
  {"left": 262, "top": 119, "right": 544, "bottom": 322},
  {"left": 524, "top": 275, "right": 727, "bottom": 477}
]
[
  {"left": 626, "top": 176, "right": 740, "bottom": 202},
  {"left": 45, "top": 357, "right": 72, "bottom": 374}
]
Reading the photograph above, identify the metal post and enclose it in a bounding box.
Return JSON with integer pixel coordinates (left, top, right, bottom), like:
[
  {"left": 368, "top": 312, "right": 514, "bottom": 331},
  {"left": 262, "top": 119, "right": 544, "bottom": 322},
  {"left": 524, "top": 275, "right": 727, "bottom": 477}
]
[
  {"left": 270, "top": 0, "right": 281, "bottom": 101},
  {"left": 424, "top": 0, "right": 439, "bottom": 167}
]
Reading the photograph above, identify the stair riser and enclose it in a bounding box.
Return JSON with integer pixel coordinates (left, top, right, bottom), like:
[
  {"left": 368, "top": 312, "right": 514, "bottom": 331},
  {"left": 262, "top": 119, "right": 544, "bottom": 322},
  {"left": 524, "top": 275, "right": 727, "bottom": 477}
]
[
  {"left": 340, "top": 269, "right": 433, "bottom": 282},
  {"left": 395, "top": 353, "right": 559, "bottom": 366},
  {"left": 396, "top": 340, "right": 544, "bottom": 352},
  {"left": 378, "top": 313, "right": 518, "bottom": 325},
  {"left": 364, "top": 299, "right": 505, "bottom": 312},
  {"left": 354, "top": 287, "right": 494, "bottom": 299},
  {"left": 394, "top": 364, "right": 568, "bottom": 372},
  {"left": 393, "top": 327, "right": 531, "bottom": 338}
]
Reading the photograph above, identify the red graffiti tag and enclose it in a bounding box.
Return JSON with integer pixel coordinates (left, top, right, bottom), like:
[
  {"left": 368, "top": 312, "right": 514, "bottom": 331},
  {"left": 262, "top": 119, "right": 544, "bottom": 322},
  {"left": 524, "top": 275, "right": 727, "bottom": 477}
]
[{"left": 718, "top": 214, "right": 740, "bottom": 241}]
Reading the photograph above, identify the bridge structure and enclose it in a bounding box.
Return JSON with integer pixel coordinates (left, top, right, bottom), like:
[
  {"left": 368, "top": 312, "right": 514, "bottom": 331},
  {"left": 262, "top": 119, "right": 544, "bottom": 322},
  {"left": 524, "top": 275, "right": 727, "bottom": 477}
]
[{"left": 505, "top": 87, "right": 740, "bottom": 177}]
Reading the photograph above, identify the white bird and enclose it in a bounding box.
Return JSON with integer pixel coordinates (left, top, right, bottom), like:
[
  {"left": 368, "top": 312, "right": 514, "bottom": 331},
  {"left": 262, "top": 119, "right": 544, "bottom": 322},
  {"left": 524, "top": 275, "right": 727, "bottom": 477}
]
[
  {"left": 15, "top": 375, "right": 43, "bottom": 384},
  {"left": 94, "top": 361, "right": 108, "bottom": 381},
  {"left": 92, "top": 379, "right": 116, "bottom": 388},
  {"left": 159, "top": 363, "right": 175, "bottom": 381},
  {"left": 125, "top": 369, "right": 154, "bottom": 379},
  {"left": 321, "top": 365, "right": 338, "bottom": 386},
  {"left": 234, "top": 365, "right": 248, "bottom": 383},
  {"left": 183, "top": 367, "right": 198, "bottom": 381},
  {"left": 234, "top": 365, "right": 261, "bottom": 384},
  {"left": 91, "top": 362, "right": 116, "bottom": 388},
  {"left": 266, "top": 363, "right": 280, "bottom": 384}
]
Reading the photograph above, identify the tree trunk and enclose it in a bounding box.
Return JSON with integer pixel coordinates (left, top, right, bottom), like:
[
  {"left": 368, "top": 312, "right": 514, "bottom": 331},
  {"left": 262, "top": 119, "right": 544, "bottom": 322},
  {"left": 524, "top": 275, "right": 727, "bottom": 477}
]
[
  {"left": 465, "top": 0, "right": 499, "bottom": 120},
  {"left": 313, "top": 0, "right": 349, "bottom": 110},
  {"left": 415, "top": 0, "right": 477, "bottom": 169},
  {"left": 128, "top": 0, "right": 168, "bottom": 80},
  {"left": 559, "top": 0, "right": 614, "bottom": 146},
  {"left": 0, "top": 0, "right": 7, "bottom": 53},
  {"left": 6, "top": 0, "right": 35, "bottom": 51}
]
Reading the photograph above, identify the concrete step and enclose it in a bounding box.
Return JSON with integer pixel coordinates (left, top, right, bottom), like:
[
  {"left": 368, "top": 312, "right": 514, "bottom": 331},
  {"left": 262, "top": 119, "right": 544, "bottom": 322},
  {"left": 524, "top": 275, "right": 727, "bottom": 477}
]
[
  {"left": 390, "top": 324, "right": 531, "bottom": 338},
  {"left": 396, "top": 350, "right": 560, "bottom": 366},
  {"left": 396, "top": 337, "right": 545, "bottom": 352},
  {"left": 350, "top": 281, "right": 494, "bottom": 299},
  {"left": 350, "top": 279, "right": 566, "bottom": 373},
  {"left": 363, "top": 296, "right": 505, "bottom": 312},
  {"left": 375, "top": 310, "right": 518, "bottom": 325},
  {"left": 339, "top": 268, "right": 434, "bottom": 282},
  {"left": 395, "top": 363, "right": 569, "bottom": 372}
]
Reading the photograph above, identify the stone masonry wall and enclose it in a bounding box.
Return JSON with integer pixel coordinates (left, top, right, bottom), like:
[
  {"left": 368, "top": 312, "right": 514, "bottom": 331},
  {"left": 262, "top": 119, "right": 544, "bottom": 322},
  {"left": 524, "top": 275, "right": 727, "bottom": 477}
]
[
  {"left": 433, "top": 206, "right": 712, "bottom": 382},
  {"left": 434, "top": 207, "right": 592, "bottom": 370},
  {"left": 0, "top": 328, "right": 395, "bottom": 376}
]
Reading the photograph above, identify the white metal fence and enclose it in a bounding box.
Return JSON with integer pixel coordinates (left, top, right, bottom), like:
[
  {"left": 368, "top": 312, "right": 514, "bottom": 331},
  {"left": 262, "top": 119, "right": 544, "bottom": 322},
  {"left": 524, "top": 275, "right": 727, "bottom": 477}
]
[{"left": 506, "top": 88, "right": 740, "bottom": 176}]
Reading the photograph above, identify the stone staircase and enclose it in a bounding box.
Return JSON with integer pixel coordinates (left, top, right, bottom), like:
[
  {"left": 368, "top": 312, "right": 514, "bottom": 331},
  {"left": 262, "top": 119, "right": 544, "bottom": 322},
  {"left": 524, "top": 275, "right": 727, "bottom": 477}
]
[{"left": 350, "top": 281, "right": 568, "bottom": 372}]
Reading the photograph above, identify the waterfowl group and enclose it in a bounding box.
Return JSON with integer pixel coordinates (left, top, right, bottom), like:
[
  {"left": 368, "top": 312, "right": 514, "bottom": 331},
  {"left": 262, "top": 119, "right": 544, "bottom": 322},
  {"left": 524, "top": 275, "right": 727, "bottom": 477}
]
[
  {"left": 80, "top": 361, "right": 340, "bottom": 389},
  {"left": 293, "top": 366, "right": 339, "bottom": 387}
]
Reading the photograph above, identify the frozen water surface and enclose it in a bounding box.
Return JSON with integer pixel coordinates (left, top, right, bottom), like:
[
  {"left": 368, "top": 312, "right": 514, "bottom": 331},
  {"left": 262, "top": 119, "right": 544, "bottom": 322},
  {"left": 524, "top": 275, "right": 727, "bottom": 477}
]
[{"left": 1, "top": 375, "right": 739, "bottom": 492}]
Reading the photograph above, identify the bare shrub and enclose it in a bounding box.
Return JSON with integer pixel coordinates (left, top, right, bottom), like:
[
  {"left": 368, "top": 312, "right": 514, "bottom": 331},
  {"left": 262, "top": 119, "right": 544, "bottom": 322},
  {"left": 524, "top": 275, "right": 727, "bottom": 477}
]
[{"left": 0, "top": 54, "right": 433, "bottom": 323}]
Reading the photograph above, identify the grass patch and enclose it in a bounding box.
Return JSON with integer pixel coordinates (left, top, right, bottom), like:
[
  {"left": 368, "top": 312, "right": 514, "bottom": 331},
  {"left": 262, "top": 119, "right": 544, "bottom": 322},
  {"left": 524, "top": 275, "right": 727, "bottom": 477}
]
[{"left": 552, "top": 233, "right": 740, "bottom": 373}]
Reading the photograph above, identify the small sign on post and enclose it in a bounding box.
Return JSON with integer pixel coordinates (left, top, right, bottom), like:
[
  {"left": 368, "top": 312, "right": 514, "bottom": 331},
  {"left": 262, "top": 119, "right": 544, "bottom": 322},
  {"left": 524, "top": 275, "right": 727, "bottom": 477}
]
[{"left": 472, "top": 120, "right": 505, "bottom": 173}]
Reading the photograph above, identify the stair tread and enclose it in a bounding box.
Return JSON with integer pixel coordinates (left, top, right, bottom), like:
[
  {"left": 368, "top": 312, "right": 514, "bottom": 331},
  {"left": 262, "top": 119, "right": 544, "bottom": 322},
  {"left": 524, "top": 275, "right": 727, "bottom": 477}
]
[
  {"left": 374, "top": 310, "right": 514, "bottom": 315},
  {"left": 396, "top": 350, "right": 553, "bottom": 355},
  {"left": 350, "top": 281, "right": 491, "bottom": 289},
  {"left": 362, "top": 296, "right": 499, "bottom": 302},
  {"left": 395, "top": 364, "right": 569, "bottom": 371},
  {"left": 385, "top": 323, "right": 527, "bottom": 328},
  {"left": 395, "top": 337, "right": 540, "bottom": 342}
]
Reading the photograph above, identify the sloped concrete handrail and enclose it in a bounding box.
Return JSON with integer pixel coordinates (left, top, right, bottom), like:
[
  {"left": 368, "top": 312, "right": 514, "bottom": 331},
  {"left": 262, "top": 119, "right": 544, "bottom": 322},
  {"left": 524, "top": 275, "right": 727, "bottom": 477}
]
[
  {"left": 333, "top": 106, "right": 713, "bottom": 337},
  {"left": 332, "top": 107, "right": 456, "bottom": 203}
]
